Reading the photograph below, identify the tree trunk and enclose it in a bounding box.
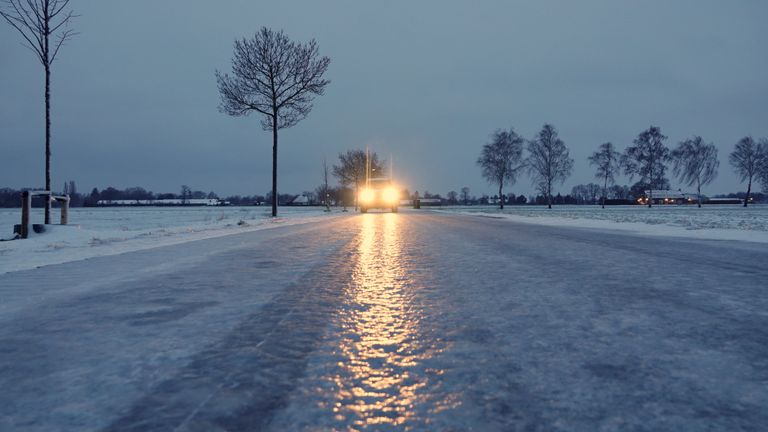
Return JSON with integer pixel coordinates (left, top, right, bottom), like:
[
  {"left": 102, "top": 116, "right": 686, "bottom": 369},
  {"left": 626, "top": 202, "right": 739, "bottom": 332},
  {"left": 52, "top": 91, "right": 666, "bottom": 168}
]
[
  {"left": 744, "top": 177, "right": 751, "bottom": 207},
  {"left": 697, "top": 182, "right": 702, "bottom": 208},
  {"left": 648, "top": 169, "right": 653, "bottom": 208},
  {"left": 44, "top": 62, "right": 51, "bottom": 223},
  {"left": 498, "top": 183, "right": 504, "bottom": 210},
  {"left": 547, "top": 182, "right": 552, "bottom": 209},
  {"left": 271, "top": 115, "right": 278, "bottom": 217},
  {"left": 602, "top": 176, "right": 607, "bottom": 209}
]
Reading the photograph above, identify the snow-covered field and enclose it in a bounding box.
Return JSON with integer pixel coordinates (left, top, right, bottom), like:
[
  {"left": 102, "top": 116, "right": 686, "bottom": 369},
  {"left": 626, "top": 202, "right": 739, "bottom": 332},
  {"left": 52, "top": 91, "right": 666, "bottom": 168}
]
[
  {"left": 439, "top": 204, "right": 768, "bottom": 244},
  {"left": 0, "top": 206, "right": 342, "bottom": 274}
]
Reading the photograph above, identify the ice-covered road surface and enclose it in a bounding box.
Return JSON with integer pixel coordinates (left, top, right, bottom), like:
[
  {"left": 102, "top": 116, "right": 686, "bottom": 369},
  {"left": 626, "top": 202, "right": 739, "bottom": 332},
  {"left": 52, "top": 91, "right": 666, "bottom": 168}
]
[{"left": 1, "top": 212, "right": 767, "bottom": 431}]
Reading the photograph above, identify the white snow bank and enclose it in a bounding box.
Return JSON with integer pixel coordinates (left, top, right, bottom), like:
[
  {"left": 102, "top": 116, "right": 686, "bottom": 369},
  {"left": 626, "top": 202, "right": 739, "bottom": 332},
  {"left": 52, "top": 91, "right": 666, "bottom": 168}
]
[
  {"left": 0, "top": 207, "right": 343, "bottom": 274},
  {"left": 440, "top": 205, "right": 768, "bottom": 244}
]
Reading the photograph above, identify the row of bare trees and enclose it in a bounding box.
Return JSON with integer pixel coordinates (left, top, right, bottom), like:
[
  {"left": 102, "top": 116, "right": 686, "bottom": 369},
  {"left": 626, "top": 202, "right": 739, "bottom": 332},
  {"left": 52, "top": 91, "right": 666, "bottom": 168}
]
[
  {"left": 480, "top": 124, "right": 768, "bottom": 210},
  {"left": 2, "top": 9, "right": 331, "bottom": 220},
  {"left": 588, "top": 127, "right": 715, "bottom": 208},
  {"left": 6, "top": 5, "right": 764, "bottom": 216},
  {"left": 478, "top": 124, "right": 574, "bottom": 209},
  {"left": 589, "top": 127, "right": 768, "bottom": 208}
]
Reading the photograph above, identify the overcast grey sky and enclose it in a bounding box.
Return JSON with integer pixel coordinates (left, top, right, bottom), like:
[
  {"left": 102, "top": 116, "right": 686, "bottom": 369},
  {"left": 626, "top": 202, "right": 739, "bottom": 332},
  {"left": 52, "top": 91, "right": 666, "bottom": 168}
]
[{"left": 1, "top": 0, "right": 766, "bottom": 198}]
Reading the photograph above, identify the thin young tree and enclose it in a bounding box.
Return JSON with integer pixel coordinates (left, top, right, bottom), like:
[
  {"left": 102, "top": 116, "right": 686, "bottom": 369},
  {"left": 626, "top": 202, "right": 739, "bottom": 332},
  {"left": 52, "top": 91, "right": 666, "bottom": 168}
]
[
  {"left": 621, "top": 126, "right": 670, "bottom": 208},
  {"left": 671, "top": 136, "right": 719, "bottom": 208},
  {"left": 216, "top": 27, "right": 331, "bottom": 217},
  {"left": 460, "top": 186, "right": 470, "bottom": 205},
  {"left": 585, "top": 183, "right": 601, "bottom": 205},
  {"left": 526, "top": 124, "right": 574, "bottom": 209},
  {"left": 729, "top": 136, "right": 767, "bottom": 207},
  {"left": 571, "top": 184, "right": 587, "bottom": 204},
  {"left": 332, "top": 150, "right": 382, "bottom": 210},
  {"left": 446, "top": 191, "right": 458, "bottom": 205},
  {"left": 588, "top": 142, "right": 621, "bottom": 208},
  {"left": 180, "top": 185, "right": 191, "bottom": 204},
  {"left": 1, "top": 0, "right": 76, "bottom": 224},
  {"left": 610, "top": 184, "right": 630, "bottom": 200},
  {"left": 477, "top": 129, "right": 525, "bottom": 210}
]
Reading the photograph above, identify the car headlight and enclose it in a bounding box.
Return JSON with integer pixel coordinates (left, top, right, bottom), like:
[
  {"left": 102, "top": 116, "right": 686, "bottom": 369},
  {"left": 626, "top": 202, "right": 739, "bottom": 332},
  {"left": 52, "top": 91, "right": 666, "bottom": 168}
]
[
  {"left": 359, "top": 188, "right": 374, "bottom": 203},
  {"left": 383, "top": 187, "right": 399, "bottom": 204}
]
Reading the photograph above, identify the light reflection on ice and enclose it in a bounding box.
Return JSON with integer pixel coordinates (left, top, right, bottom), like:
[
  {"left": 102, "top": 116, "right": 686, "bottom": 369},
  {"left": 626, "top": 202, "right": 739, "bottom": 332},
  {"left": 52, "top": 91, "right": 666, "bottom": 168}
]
[{"left": 330, "top": 213, "right": 443, "bottom": 429}]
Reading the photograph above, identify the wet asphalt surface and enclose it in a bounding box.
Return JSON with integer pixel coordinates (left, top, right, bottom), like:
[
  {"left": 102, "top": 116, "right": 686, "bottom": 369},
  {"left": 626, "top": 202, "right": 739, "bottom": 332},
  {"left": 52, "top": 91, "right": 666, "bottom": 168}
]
[{"left": 1, "top": 211, "right": 767, "bottom": 431}]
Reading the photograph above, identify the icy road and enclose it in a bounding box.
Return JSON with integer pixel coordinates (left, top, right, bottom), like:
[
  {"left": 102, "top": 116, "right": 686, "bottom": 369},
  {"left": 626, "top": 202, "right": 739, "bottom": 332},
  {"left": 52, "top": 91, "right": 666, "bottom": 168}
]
[{"left": 1, "top": 212, "right": 767, "bottom": 431}]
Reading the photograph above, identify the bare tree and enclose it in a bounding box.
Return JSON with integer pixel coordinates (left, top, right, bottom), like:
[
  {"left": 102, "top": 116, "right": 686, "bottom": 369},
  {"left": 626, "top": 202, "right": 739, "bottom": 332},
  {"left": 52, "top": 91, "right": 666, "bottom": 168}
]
[
  {"left": 585, "top": 183, "right": 601, "bottom": 204},
  {"left": 610, "top": 184, "right": 630, "bottom": 200},
  {"left": 671, "top": 136, "right": 719, "bottom": 208},
  {"left": 180, "top": 185, "right": 191, "bottom": 204},
  {"left": 588, "top": 142, "right": 621, "bottom": 208},
  {"left": 332, "top": 150, "right": 382, "bottom": 210},
  {"left": 477, "top": 129, "right": 525, "bottom": 210},
  {"left": 446, "top": 190, "right": 458, "bottom": 205},
  {"left": 216, "top": 28, "right": 330, "bottom": 217},
  {"left": 526, "top": 124, "right": 574, "bottom": 209},
  {"left": 621, "top": 126, "right": 670, "bottom": 208},
  {"left": 729, "top": 136, "right": 767, "bottom": 207},
  {"left": 1, "top": 0, "right": 76, "bottom": 224},
  {"left": 460, "top": 186, "right": 470, "bottom": 205},
  {"left": 571, "top": 184, "right": 588, "bottom": 204}
]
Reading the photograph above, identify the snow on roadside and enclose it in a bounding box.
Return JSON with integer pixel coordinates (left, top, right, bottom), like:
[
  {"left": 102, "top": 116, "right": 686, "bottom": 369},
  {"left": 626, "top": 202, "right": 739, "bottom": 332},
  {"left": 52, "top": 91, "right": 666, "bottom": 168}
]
[
  {"left": 0, "top": 207, "right": 344, "bottom": 274},
  {"left": 440, "top": 205, "right": 768, "bottom": 244}
]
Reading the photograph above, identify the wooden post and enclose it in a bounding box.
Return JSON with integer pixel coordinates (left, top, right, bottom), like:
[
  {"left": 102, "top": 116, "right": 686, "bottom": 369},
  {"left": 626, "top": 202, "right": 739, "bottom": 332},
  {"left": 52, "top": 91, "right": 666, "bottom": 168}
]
[
  {"left": 21, "top": 191, "right": 31, "bottom": 239},
  {"left": 60, "top": 196, "right": 70, "bottom": 225}
]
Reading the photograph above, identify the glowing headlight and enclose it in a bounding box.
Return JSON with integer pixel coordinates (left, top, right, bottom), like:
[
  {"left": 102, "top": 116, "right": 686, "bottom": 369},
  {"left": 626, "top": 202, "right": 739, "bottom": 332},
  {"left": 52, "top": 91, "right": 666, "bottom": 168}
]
[
  {"left": 383, "top": 187, "right": 399, "bottom": 203},
  {"left": 359, "top": 188, "right": 374, "bottom": 203}
]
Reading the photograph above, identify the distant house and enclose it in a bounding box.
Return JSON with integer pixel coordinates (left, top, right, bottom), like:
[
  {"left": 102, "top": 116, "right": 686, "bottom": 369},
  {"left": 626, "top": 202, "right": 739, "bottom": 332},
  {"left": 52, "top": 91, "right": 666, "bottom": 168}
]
[
  {"left": 97, "top": 198, "right": 227, "bottom": 206},
  {"left": 637, "top": 190, "right": 706, "bottom": 205},
  {"left": 288, "top": 195, "right": 310, "bottom": 206}
]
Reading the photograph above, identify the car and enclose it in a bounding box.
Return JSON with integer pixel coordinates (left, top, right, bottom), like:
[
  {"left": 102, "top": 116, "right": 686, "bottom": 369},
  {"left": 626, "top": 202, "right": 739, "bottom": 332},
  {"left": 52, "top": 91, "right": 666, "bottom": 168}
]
[{"left": 358, "top": 177, "right": 400, "bottom": 213}]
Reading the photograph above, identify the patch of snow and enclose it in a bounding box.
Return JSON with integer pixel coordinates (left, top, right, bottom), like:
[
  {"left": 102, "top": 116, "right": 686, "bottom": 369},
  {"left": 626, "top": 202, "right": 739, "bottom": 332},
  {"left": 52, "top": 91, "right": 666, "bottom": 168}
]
[
  {"left": 0, "top": 207, "right": 344, "bottom": 274},
  {"left": 439, "top": 204, "right": 768, "bottom": 243}
]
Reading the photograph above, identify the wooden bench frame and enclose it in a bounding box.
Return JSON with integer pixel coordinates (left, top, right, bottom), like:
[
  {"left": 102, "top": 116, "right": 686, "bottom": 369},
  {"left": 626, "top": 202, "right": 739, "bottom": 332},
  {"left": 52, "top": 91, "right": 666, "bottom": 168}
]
[{"left": 19, "top": 191, "right": 70, "bottom": 239}]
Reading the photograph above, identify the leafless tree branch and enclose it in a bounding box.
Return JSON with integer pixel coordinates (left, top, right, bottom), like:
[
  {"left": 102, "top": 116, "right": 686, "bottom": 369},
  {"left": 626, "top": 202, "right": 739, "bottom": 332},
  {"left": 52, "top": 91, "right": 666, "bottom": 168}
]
[
  {"left": 729, "top": 136, "right": 768, "bottom": 207},
  {"left": 477, "top": 128, "right": 525, "bottom": 209},
  {"left": 671, "top": 136, "right": 719, "bottom": 207},
  {"left": 527, "top": 124, "right": 574, "bottom": 209},
  {"left": 621, "top": 126, "right": 670, "bottom": 208}
]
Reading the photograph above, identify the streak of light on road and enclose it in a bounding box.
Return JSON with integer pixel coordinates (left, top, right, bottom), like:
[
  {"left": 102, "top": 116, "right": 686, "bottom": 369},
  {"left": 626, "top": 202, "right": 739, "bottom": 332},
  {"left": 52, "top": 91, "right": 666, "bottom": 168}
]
[{"left": 330, "top": 213, "right": 447, "bottom": 428}]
